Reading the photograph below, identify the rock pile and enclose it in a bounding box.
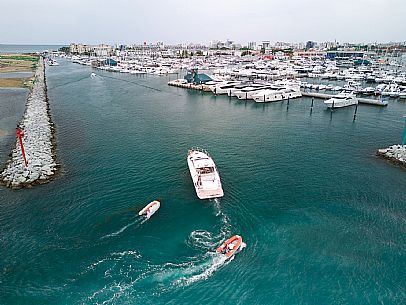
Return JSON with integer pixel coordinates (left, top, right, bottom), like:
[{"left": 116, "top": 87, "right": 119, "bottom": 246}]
[
  {"left": 1, "top": 57, "right": 57, "bottom": 188},
  {"left": 377, "top": 145, "right": 406, "bottom": 168}
]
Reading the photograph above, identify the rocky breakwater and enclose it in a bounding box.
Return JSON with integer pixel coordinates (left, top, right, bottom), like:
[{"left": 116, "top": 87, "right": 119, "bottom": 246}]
[
  {"left": 1, "top": 57, "right": 58, "bottom": 188},
  {"left": 377, "top": 145, "right": 406, "bottom": 168}
]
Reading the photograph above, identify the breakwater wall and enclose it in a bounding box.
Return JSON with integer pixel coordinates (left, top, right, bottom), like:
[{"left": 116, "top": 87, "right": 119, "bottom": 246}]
[
  {"left": 377, "top": 145, "right": 406, "bottom": 168},
  {"left": 1, "top": 57, "right": 58, "bottom": 188}
]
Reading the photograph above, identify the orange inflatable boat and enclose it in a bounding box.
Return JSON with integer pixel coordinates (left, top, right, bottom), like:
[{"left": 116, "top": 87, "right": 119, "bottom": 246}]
[{"left": 216, "top": 235, "right": 243, "bottom": 258}]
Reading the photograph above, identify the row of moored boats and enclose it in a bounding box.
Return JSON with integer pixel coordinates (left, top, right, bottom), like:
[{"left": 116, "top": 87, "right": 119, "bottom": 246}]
[{"left": 172, "top": 79, "right": 303, "bottom": 103}]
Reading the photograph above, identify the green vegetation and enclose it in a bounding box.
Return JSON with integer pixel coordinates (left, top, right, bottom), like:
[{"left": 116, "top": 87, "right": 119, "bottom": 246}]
[
  {"left": 0, "top": 54, "right": 39, "bottom": 62},
  {"left": 58, "top": 46, "right": 70, "bottom": 53},
  {"left": 180, "top": 50, "right": 189, "bottom": 58},
  {"left": 0, "top": 54, "right": 37, "bottom": 87},
  {"left": 0, "top": 54, "right": 39, "bottom": 73}
]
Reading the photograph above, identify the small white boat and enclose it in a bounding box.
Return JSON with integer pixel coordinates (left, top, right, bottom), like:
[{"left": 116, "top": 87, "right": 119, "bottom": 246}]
[
  {"left": 91, "top": 72, "right": 97, "bottom": 78},
  {"left": 48, "top": 59, "right": 59, "bottom": 66},
  {"left": 324, "top": 92, "right": 358, "bottom": 108},
  {"left": 187, "top": 148, "right": 224, "bottom": 199},
  {"left": 138, "top": 200, "right": 160, "bottom": 219}
]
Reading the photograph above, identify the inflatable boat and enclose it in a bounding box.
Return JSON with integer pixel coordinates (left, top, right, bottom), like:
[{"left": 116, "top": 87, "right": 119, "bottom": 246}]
[
  {"left": 216, "top": 235, "right": 244, "bottom": 258},
  {"left": 138, "top": 200, "right": 160, "bottom": 219}
]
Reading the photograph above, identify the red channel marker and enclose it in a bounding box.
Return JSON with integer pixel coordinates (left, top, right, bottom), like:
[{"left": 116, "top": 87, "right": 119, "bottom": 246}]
[{"left": 16, "top": 127, "right": 28, "bottom": 167}]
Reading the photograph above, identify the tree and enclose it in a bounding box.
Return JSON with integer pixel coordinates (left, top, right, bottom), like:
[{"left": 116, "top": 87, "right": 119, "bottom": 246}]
[
  {"left": 181, "top": 50, "right": 189, "bottom": 58},
  {"left": 58, "top": 46, "right": 70, "bottom": 53}
]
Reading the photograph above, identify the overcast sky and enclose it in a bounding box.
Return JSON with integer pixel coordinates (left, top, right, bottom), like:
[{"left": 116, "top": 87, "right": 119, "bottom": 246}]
[{"left": 1, "top": 0, "right": 405, "bottom": 45}]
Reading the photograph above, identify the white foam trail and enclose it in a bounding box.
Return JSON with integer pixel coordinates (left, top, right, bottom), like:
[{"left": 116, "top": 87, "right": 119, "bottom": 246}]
[
  {"left": 174, "top": 254, "right": 233, "bottom": 287},
  {"left": 101, "top": 217, "right": 146, "bottom": 239},
  {"left": 188, "top": 230, "right": 217, "bottom": 250},
  {"left": 211, "top": 198, "right": 231, "bottom": 239}
]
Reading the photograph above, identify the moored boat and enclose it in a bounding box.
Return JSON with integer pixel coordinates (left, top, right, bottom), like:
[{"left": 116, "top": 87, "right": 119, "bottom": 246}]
[{"left": 324, "top": 92, "right": 358, "bottom": 108}]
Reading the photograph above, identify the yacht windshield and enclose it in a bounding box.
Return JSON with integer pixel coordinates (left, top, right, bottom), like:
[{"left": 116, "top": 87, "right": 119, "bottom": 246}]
[{"left": 197, "top": 167, "right": 214, "bottom": 174}]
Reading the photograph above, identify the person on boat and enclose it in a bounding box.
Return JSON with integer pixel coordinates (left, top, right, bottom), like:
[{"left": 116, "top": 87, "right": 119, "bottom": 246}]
[{"left": 225, "top": 243, "right": 234, "bottom": 254}]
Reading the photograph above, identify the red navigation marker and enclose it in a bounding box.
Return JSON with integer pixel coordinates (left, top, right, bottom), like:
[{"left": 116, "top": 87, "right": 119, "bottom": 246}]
[{"left": 16, "top": 127, "right": 28, "bottom": 167}]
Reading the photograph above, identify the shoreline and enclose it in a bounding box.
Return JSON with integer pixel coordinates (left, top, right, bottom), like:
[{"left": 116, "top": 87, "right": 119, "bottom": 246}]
[{"left": 1, "top": 57, "right": 59, "bottom": 189}]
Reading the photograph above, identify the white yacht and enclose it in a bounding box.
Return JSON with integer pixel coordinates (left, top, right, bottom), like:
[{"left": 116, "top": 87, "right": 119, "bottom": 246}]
[
  {"left": 211, "top": 81, "right": 240, "bottom": 95},
  {"left": 234, "top": 84, "right": 273, "bottom": 100},
  {"left": 324, "top": 92, "right": 358, "bottom": 108},
  {"left": 187, "top": 148, "right": 224, "bottom": 200},
  {"left": 253, "top": 87, "right": 301, "bottom": 103},
  {"left": 228, "top": 82, "right": 255, "bottom": 97}
]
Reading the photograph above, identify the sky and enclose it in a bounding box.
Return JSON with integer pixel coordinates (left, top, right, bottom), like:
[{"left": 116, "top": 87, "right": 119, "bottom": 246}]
[{"left": 1, "top": 0, "right": 405, "bottom": 45}]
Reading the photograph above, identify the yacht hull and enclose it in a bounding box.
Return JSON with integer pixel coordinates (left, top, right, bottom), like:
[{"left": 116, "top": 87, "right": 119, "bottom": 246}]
[{"left": 187, "top": 149, "right": 224, "bottom": 200}]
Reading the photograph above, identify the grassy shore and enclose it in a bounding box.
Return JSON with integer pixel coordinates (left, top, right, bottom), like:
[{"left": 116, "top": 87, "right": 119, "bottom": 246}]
[{"left": 0, "top": 54, "right": 38, "bottom": 88}]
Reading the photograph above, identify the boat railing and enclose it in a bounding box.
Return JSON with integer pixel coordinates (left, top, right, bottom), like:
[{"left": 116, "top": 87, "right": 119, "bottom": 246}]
[{"left": 190, "top": 146, "right": 210, "bottom": 157}]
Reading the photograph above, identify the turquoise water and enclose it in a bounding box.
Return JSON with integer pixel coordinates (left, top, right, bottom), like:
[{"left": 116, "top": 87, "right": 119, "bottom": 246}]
[{"left": 1, "top": 59, "right": 406, "bottom": 304}]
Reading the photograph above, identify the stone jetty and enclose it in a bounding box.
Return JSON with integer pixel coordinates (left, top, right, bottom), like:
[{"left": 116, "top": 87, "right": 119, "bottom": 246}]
[
  {"left": 377, "top": 145, "right": 406, "bottom": 168},
  {"left": 1, "top": 57, "right": 57, "bottom": 188}
]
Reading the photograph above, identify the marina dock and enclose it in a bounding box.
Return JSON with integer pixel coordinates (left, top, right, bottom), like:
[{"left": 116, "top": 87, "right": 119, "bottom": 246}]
[
  {"left": 301, "top": 91, "right": 388, "bottom": 106},
  {"left": 168, "top": 79, "right": 389, "bottom": 107},
  {"left": 168, "top": 80, "right": 204, "bottom": 90}
]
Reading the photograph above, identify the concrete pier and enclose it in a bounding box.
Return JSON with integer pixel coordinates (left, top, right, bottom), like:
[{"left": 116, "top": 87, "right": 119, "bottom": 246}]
[
  {"left": 1, "top": 57, "right": 58, "bottom": 188},
  {"left": 168, "top": 80, "right": 204, "bottom": 90},
  {"left": 301, "top": 91, "right": 388, "bottom": 106},
  {"left": 377, "top": 145, "right": 406, "bottom": 168}
]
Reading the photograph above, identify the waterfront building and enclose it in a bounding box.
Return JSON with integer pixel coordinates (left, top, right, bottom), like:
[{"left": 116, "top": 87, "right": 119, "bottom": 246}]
[
  {"left": 306, "top": 41, "right": 316, "bottom": 50},
  {"left": 184, "top": 68, "right": 212, "bottom": 84},
  {"left": 248, "top": 41, "right": 256, "bottom": 50},
  {"left": 262, "top": 41, "right": 270, "bottom": 48},
  {"left": 69, "top": 43, "right": 92, "bottom": 54},
  {"left": 93, "top": 44, "right": 115, "bottom": 57},
  {"left": 326, "top": 51, "right": 365, "bottom": 59},
  {"left": 69, "top": 43, "right": 114, "bottom": 56}
]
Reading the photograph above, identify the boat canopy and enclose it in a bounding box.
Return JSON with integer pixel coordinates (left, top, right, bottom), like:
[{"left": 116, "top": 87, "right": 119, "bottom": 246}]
[{"left": 194, "top": 158, "right": 215, "bottom": 169}]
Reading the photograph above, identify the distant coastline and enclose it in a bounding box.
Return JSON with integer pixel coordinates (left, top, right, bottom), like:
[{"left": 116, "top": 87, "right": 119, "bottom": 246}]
[{"left": 0, "top": 44, "right": 63, "bottom": 54}]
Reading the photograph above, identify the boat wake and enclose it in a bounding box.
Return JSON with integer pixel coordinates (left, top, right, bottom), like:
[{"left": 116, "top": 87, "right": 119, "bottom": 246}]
[
  {"left": 161, "top": 200, "right": 235, "bottom": 287},
  {"left": 81, "top": 199, "right": 235, "bottom": 303},
  {"left": 188, "top": 230, "right": 218, "bottom": 250},
  {"left": 80, "top": 250, "right": 232, "bottom": 304},
  {"left": 153, "top": 252, "right": 233, "bottom": 288},
  {"left": 100, "top": 217, "right": 147, "bottom": 239},
  {"left": 212, "top": 198, "right": 231, "bottom": 239}
]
